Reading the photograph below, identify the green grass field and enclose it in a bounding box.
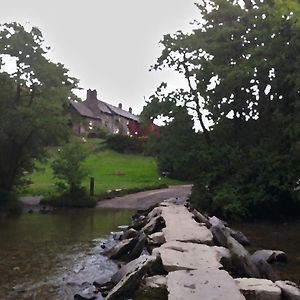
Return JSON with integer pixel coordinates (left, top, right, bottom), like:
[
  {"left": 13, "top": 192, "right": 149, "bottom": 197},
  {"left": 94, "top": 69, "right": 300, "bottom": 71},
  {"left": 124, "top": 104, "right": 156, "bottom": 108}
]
[{"left": 25, "top": 139, "right": 181, "bottom": 197}]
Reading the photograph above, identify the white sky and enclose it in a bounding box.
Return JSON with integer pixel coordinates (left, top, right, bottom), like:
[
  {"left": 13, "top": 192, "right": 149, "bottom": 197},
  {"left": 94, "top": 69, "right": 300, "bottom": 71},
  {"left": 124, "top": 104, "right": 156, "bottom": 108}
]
[{"left": 0, "top": 0, "right": 201, "bottom": 114}]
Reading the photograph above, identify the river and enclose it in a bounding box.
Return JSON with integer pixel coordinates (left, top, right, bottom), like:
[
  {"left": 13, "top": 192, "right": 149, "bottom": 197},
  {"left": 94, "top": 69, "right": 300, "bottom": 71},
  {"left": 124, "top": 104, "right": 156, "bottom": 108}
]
[
  {"left": 232, "top": 220, "right": 300, "bottom": 284},
  {"left": 0, "top": 210, "right": 299, "bottom": 300},
  {"left": 0, "top": 209, "right": 132, "bottom": 300}
]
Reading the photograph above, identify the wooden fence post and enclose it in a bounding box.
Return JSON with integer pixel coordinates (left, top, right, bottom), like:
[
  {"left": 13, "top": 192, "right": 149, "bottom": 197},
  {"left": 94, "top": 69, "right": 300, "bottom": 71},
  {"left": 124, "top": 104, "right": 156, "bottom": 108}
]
[{"left": 90, "top": 176, "right": 94, "bottom": 197}]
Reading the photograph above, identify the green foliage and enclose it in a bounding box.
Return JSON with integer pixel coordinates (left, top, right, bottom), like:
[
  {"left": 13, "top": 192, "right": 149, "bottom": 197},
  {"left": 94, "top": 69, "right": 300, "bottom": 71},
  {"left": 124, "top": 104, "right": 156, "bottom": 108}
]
[
  {"left": 105, "top": 134, "right": 143, "bottom": 154},
  {"left": 0, "top": 23, "right": 78, "bottom": 200},
  {"left": 87, "top": 127, "right": 110, "bottom": 139},
  {"left": 154, "top": 106, "right": 199, "bottom": 180},
  {"left": 51, "top": 140, "right": 88, "bottom": 197},
  {"left": 26, "top": 139, "right": 181, "bottom": 197},
  {"left": 144, "top": 0, "right": 300, "bottom": 220},
  {"left": 41, "top": 186, "right": 96, "bottom": 208}
]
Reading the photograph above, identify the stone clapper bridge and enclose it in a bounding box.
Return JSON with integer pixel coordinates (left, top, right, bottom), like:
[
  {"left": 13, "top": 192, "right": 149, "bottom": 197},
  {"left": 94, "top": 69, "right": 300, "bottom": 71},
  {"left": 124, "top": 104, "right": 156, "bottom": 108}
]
[{"left": 87, "top": 199, "right": 300, "bottom": 300}]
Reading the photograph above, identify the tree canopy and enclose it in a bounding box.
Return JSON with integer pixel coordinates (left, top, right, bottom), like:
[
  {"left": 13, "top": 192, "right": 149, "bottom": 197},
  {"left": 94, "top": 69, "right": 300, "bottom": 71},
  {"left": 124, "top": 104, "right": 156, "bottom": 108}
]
[
  {"left": 0, "top": 23, "right": 79, "bottom": 199},
  {"left": 142, "top": 0, "right": 300, "bottom": 219}
]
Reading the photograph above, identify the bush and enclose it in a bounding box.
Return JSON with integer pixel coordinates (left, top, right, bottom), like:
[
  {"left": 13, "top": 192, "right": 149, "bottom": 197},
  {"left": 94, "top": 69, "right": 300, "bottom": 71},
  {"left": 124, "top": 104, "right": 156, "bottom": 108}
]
[
  {"left": 190, "top": 142, "right": 300, "bottom": 221},
  {"left": 41, "top": 186, "right": 97, "bottom": 208},
  {"left": 87, "top": 127, "right": 109, "bottom": 139},
  {"left": 51, "top": 140, "right": 90, "bottom": 205},
  {"left": 105, "top": 134, "right": 143, "bottom": 154}
]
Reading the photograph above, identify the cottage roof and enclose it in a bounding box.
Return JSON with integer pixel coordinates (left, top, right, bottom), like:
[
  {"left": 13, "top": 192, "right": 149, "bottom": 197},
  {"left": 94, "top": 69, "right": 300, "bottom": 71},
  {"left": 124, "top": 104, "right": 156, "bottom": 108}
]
[
  {"left": 71, "top": 89, "right": 139, "bottom": 122},
  {"left": 106, "top": 103, "right": 140, "bottom": 122},
  {"left": 70, "top": 100, "right": 100, "bottom": 120},
  {"left": 97, "top": 100, "right": 113, "bottom": 115}
]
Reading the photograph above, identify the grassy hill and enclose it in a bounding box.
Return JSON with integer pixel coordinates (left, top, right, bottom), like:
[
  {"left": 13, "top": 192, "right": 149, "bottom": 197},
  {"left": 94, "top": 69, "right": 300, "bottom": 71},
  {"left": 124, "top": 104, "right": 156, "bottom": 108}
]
[{"left": 26, "top": 138, "right": 181, "bottom": 197}]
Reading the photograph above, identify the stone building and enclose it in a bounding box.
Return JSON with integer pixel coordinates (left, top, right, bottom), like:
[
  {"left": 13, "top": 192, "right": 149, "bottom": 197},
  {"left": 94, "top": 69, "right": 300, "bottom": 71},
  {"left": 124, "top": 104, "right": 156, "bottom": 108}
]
[{"left": 69, "top": 89, "right": 139, "bottom": 136}]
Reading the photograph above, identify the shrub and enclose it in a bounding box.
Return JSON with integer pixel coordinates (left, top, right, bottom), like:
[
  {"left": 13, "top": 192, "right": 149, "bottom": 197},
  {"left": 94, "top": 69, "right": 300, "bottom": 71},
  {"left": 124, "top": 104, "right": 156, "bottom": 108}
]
[
  {"left": 41, "top": 186, "right": 97, "bottom": 208},
  {"left": 87, "top": 127, "right": 109, "bottom": 139},
  {"left": 105, "top": 134, "right": 143, "bottom": 154},
  {"left": 51, "top": 140, "right": 90, "bottom": 204},
  {"left": 190, "top": 142, "right": 300, "bottom": 221}
]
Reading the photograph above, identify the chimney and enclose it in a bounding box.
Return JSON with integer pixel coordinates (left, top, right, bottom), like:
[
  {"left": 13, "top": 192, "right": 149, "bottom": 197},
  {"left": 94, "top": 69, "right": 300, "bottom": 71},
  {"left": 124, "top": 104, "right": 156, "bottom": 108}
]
[
  {"left": 118, "top": 103, "right": 122, "bottom": 109},
  {"left": 129, "top": 107, "right": 132, "bottom": 114},
  {"left": 86, "top": 89, "right": 92, "bottom": 100},
  {"left": 87, "top": 89, "right": 97, "bottom": 101}
]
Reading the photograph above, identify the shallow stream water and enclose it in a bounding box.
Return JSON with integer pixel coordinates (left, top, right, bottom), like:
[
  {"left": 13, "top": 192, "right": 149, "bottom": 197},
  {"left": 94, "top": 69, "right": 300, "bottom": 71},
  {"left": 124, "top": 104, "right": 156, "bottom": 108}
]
[
  {"left": 232, "top": 220, "right": 300, "bottom": 284},
  {"left": 0, "top": 209, "right": 132, "bottom": 300},
  {"left": 0, "top": 209, "right": 299, "bottom": 300}
]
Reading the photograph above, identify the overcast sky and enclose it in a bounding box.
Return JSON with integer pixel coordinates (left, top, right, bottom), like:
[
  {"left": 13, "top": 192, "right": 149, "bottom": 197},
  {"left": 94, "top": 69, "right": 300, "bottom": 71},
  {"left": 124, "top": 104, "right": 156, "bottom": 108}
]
[{"left": 0, "top": 0, "right": 201, "bottom": 114}]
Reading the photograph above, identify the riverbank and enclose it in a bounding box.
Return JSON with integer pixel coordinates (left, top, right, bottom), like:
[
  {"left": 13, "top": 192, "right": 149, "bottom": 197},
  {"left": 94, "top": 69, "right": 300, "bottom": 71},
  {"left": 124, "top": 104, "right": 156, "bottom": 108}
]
[{"left": 17, "top": 185, "right": 192, "bottom": 212}]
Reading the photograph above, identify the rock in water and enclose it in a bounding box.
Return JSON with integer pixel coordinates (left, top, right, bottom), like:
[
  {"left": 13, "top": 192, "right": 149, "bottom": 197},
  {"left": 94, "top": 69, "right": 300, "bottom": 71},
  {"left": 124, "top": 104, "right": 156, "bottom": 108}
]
[
  {"left": 148, "top": 232, "right": 166, "bottom": 245},
  {"left": 104, "top": 238, "right": 136, "bottom": 260},
  {"left": 251, "top": 250, "right": 287, "bottom": 264},
  {"left": 142, "top": 215, "right": 166, "bottom": 235},
  {"left": 251, "top": 258, "right": 279, "bottom": 281},
  {"left": 229, "top": 229, "right": 250, "bottom": 246},
  {"left": 143, "top": 275, "right": 167, "bottom": 289},
  {"left": 122, "top": 228, "right": 138, "bottom": 240},
  {"left": 275, "top": 280, "right": 300, "bottom": 300},
  {"left": 211, "top": 224, "right": 230, "bottom": 247},
  {"left": 74, "top": 285, "right": 103, "bottom": 300},
  {"left": 192, "top": 209, "right": 211, "bottom": 228},
  {"left": 227, "top": 236, "right": 260, "bottom": 278},
  {"left": 126, "top": 233, "right": 147, "bottom": 261},
  {"left": 106, "top": 255, "right": 157, "bottom": 300},
  {"left": 235, "top": 278, "right": 281, "bottom": 300},
  {"left": 209, "top": 216, "right": 227, "bottom": 227},
  {"left": 130, "top": 215, "right": 147, "bottom": 231}
]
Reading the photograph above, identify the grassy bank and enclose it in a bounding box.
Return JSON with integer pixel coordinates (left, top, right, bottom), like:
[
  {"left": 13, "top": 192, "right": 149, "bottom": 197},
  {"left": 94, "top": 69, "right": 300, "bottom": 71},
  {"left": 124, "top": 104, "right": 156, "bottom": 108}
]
[{"left": 25, "top": 139, "right": 182, "bottom": 197}]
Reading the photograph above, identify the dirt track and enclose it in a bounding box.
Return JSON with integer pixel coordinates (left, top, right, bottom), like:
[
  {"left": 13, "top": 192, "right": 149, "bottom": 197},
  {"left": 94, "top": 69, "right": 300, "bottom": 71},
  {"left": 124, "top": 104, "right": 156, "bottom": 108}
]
[{"left": 96, "top": 185, "right": 192, "bottom": 210}]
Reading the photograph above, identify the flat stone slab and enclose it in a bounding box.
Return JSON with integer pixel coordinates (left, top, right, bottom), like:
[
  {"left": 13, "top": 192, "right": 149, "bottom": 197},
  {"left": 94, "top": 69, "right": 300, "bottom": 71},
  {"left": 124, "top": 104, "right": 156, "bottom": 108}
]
[
  {"left": 168, "top": 269, "right": 246, "bottom": 300},
  {"left": 275, "top": 281, "right": 300, "bottom": 300},
  {"left": 160, "top": 204, "right": 213, "bottom": 245},
  {"left": 235, "top": 278, "right": 281, "bottom": 300},
  {"left": 153, "top": 241, "right": 223, "bottom": 272}
]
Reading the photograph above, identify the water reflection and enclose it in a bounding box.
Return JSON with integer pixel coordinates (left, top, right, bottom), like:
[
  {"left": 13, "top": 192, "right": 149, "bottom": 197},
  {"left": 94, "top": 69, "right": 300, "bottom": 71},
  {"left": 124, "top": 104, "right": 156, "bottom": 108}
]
[
  {"left": 232, "top": 220, "right": 300, "bottom": 284},
  {"left": 0, "top": 209, "right": 132, "bottom": 299}
]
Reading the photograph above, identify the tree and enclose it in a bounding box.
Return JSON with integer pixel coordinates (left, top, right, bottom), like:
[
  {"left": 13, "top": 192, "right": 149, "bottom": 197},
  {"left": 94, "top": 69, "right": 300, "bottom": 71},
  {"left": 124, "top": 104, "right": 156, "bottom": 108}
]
[
  {"left": 144, "top": 0, "right": 300, "bottom": 219},
  {"left": 155, "top": 106, "right": 199, "bottom": 180},
  {"left": 51, "top": 140, "right": 88, "bottom": 198},
  {"left": 0, "top": 23, "right": 79, "bottom": 200}
]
